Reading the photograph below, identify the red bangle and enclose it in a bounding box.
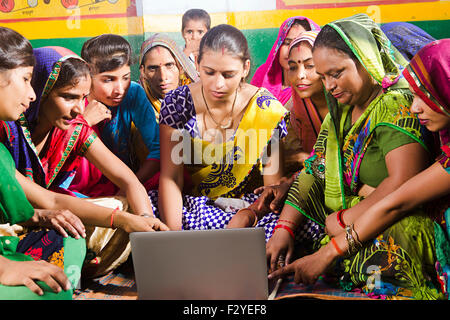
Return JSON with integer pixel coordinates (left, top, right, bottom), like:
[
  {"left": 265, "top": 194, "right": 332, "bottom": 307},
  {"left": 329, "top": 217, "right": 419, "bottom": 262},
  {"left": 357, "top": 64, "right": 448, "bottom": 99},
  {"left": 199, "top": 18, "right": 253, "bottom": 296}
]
[
  {"left": 330, "top": 237, "right": 344, "bottom": 256},
  {"left": 278, "top": 219, "right": 298, "bottom": 228},
  {"left": 273, "top": 224, "right": 295, "bottom": 240},
  {"left": 337, "top": 209, "right": 347, "bottom": 228},
  {"left": 110, "top": 206, "right": 119, "bottom": 228}
]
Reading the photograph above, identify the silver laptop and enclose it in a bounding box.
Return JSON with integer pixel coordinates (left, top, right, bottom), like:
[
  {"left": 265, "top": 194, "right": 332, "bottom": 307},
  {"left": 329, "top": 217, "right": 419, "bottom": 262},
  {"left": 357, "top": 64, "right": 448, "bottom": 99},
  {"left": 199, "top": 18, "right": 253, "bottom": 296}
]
[{"left": 130, "top": 227, "right": 268, "bottom": 300}]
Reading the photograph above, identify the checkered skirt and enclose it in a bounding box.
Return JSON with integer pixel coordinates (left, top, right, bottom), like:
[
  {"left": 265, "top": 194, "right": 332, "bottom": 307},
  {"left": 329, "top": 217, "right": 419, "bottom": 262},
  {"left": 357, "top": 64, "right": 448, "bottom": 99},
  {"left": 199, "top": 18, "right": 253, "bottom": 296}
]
[{"left": 148, "top": 190, "right": 323, "bottom": 243}]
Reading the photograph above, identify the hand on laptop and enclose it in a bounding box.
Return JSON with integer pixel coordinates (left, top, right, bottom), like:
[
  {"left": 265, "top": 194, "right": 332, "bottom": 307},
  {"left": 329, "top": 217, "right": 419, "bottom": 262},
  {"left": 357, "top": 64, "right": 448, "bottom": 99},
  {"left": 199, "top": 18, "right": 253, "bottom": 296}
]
[{"left": 114, "top": 212, "right": 170, "bottom": 233}]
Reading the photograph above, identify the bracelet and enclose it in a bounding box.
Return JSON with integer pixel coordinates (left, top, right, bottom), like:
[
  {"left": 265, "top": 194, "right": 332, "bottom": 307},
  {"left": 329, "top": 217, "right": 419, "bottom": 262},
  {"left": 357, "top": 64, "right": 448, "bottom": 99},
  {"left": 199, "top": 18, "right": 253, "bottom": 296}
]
[
  {"left": 237, "top": 208, "right": 258, "bottom": 227},
  {"left": 273, "top": 224, "right": 295, "bottom": 240},
  {"left": 110, "top": 206, "right": 119, "bottom": 229},
  {"left": 337, "top": 209, "right": 347, "bottom": 229},
  {"left": 278, "top": 219, "right": 298, "bottom": 228},
  {"left": 344, "top": 224, "right": 362, "bottom": 255},
  {"left": 330, "top": 237, "right": 344, "bottom": 256}
]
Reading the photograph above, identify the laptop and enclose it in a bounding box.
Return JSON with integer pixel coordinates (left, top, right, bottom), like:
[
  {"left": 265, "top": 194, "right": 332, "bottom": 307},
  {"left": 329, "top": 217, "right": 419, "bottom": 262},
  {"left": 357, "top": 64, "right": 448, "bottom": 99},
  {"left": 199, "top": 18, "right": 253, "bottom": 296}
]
[{"left": 130, "top": 227, "right": 269, "bottom": 300}]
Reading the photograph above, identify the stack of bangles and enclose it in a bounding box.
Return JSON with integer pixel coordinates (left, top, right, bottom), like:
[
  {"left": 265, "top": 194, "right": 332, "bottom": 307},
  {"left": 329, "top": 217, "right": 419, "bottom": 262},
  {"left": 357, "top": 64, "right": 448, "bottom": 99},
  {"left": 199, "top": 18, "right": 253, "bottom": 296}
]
[
  {"left": 334, "top": 209, "right": 363, "bottom": 256},
  {"left": 272, "top": 219, "right": 297, "bottom": 241}
]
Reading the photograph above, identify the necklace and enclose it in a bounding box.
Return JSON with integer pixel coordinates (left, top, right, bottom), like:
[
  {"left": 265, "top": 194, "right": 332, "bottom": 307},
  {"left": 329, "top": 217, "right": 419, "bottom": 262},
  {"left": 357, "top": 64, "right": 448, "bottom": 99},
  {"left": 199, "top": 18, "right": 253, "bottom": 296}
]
[{"left": 201, "top": 85, "right": 237, "bottom": 129}]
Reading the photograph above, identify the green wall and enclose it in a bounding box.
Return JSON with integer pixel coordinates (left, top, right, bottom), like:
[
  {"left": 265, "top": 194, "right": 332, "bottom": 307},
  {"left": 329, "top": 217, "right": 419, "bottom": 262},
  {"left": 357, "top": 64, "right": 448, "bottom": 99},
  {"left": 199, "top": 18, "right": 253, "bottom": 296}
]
[{"left": 30, "top": 19, "right": 450, "bottom": 82}]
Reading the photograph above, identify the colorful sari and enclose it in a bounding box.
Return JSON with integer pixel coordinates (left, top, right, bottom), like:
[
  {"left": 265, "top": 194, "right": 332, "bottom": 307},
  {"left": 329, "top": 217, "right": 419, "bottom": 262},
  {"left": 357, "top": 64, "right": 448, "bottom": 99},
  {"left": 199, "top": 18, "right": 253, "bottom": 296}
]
[
  {"left": 250, "top": 16, "right": 320, "bottom": 105},
  {"left": 285, "top": 14, "right": 443, "bottom": 299},
  {"left": 381, "top": 22, "right": 436, "bottom": 61},
  {"left": 403, "top": 39, "right": 450, "bottom": 298},
  {"left": 0, "top": 47, "right": 97, "bottom": 196},
  {"left": 139, "top": 33, "right": 199, "bottom": 119},
  {"left": 152, "top": 85, "right": 288, "bottom": 241},
  {"left": 0, "top": 144, "right": 86, "bottom": 300},
  {"left": 0, "top": 46, "right": 131, "bottom": 279}
]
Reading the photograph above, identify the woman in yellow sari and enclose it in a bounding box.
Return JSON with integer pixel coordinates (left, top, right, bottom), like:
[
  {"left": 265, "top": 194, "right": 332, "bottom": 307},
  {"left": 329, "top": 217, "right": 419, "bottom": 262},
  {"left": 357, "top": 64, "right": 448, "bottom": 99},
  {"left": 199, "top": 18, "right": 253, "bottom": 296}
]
[{"left": 154, "top": 24, "right": 289, "bottom": 241}]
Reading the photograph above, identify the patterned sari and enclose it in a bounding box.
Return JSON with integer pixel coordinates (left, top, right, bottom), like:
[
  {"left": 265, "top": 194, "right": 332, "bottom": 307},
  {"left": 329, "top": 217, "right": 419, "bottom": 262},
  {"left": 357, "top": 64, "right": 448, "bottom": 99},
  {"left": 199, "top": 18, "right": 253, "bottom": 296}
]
[
  {"left": 285, "top": 14, "right": 442, "bottom": 299},
  {"left": 250, "top": 16, "right": 320, "bottom": 105},
  {"left": 403, "top": 39, "right": 450, "bottom": 298},
  {"left": 0, "top": 144, "right": 86, "bottom": 300},
  {"left": 0, "top": 47, "right": 97, "bottom": 196},
  {"left": 152, "top": 85, "right": 288, "bottom": 241}
]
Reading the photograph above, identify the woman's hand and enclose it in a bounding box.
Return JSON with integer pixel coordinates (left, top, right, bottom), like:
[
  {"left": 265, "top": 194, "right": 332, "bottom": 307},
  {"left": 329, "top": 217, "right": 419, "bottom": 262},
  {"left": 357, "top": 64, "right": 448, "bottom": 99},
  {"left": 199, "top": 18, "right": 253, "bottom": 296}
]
[
  {"left": 268, "top": 244, "right": 335, "bottom": 285},
  {"left": 266, "top": 227, "right": 295, "bottom": 273},
  {"left": 83, "top": 99, "right": 112, "bottom": 127},
  {"left": 227, "top": 209, "right": 256, "bottom": 229},
  {"left": 0, "top": 257, "right": 72, "bottom": 296},
  {"left": 115, "top": 212, "right": 170, "bottom": 233},
  {"left": 253, "top": 179, "right": 292, "bottom": 214},
  {"left": 22, "top": 209, "right": 86, "bottom": 239}
]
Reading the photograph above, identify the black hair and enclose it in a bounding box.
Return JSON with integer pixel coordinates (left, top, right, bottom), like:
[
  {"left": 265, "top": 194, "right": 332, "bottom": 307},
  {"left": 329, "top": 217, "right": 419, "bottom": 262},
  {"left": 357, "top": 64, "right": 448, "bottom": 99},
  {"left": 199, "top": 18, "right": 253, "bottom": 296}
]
[
  {"left": 52, "top": 58, "right": 90, "bottom": 89},
  {"left": 182, "top": 8, "right": 211, "bottom": 32},
  {"left": 313, "top": 25, "right": 357, "bottom": 61},
  {"left": 81, "top": 34, "right": 133, "bottom": 74},
  {"left": 292, "top": 19, "right": 312, "bottom": 32},
  {"left": 198, "top": 24, "right": 250, "bottom": 66},
  {"left": 0, "top": 26, "right": 35, "bottom": 71}
]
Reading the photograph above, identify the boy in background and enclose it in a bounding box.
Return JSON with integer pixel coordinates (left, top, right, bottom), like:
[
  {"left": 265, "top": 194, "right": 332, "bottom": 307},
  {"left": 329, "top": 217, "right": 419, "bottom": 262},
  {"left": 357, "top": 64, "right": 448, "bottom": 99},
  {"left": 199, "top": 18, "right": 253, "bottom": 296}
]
[{"left": 181, "top": 8, "right": 211, "bottom": 68}]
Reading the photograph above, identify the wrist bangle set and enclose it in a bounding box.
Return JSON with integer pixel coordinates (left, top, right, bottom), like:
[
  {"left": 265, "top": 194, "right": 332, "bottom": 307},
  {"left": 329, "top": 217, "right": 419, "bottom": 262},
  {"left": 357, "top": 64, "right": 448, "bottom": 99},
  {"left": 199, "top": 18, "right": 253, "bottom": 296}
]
[
  {"left": 272, "top": 218, "right": 298, "bottom": 241},
  {"left": 331, "top": 209, "right": 363, "bottom": 256}
]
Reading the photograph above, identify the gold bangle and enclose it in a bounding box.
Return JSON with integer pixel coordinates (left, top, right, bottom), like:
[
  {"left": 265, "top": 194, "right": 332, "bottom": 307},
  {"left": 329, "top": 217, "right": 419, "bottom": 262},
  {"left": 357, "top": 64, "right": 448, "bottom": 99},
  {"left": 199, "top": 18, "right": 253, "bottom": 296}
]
[{"left": 238, "top": 208, "right": 258, "bottom": 227}]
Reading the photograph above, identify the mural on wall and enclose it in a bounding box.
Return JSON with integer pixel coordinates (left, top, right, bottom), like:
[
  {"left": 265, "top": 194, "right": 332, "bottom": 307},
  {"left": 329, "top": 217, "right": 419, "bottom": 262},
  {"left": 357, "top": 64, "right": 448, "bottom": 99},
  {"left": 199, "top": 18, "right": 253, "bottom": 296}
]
[
  {"left": 0, "top": 0, "right": 128, "bottom": 18},
  {"left": 276, "top": 0, "right": 439, "bottom": 9}
]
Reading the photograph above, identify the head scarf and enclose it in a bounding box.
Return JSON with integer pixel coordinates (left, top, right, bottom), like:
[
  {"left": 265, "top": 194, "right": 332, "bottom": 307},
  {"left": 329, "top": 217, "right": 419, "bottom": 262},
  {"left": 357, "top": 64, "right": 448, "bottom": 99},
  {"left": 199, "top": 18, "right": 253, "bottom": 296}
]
[
  {"left": 381, "top": 22, "right": 436, "bottom": 61},
  {"left": 326, "top": 14, "right": 409, "bottom": 92},
  {"left": 310, "top": 14, "right": 424, "bottom": 212},
  {"left": 287, "top": 31, "right": 322, "bottom": 154},
  {"left": 3, "top": 46, "right": 86, "bottom": 186},
  {"left": 139, "top": 33, "right": 199, "bottom": 115},
  {"left": 403, "top": 39, "right": 450, "bottom": 117},
  {"left": 250, "top": 16, "right": 320, "bottom": 105}
]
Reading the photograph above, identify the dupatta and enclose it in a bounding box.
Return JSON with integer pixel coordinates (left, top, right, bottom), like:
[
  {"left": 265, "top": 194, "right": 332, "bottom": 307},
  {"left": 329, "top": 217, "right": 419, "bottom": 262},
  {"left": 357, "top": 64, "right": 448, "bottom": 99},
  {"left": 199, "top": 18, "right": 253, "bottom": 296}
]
[
  {"left": 187, "top": 88, "right": 288, "bottom": 199},
  {"left": 1, "top": 47, "right": 96, "bottom": 190},
  {"left": 250, "top": 16, "right": 320, "bottom": 105},
  {"left": 306, "top": 14, "right": 426, "bottom": 212},
  {"left": 139, "top": 33, "right": 199, "bottom": 118},
  {"left": 381, "top": 22, "right": 436, "bottom": 61},
  {"left": 402, "top": 39, "right": 450, "bottom": 168}
]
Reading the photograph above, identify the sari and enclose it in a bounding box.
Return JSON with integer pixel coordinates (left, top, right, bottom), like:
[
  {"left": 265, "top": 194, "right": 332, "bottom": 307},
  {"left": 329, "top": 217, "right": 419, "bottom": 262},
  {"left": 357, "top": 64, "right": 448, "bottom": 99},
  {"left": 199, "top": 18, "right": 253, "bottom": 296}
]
[
  {"left": 0, "top": 143, "right": 86, "bottom": 300},
  {"left": 285, "top": 14, "right": 443, "bottom": 299},
  {"left": 152, "top": 85, "right": 289, "bottom": 241},
  {"left": 403, "top": 39, "right": 450, "bottom": 298},
  {"left": 0, "top": 46, "right": 131, "bottom": 279},
  {"left": 139, "top": 33, "right": 199, "bottom": 119},
  {"left": 381, "top": 22, "right": 436, "bottom": 61},
  {"left": 284, "top": 31, "right": 323, "bottom": 165},
  {"left": 250, "top": 16, "right": 320, "bottom": 105},
  {"left": 0, "top": 47, "right": 97, "bottom": 196}
]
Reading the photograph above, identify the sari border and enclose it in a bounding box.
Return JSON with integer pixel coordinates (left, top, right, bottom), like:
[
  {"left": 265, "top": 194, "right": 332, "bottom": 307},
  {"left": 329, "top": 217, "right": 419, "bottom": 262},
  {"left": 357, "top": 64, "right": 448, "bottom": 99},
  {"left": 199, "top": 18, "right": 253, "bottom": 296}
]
[{"left": 285, "top": 200, "right": 325, "bottom": 227}]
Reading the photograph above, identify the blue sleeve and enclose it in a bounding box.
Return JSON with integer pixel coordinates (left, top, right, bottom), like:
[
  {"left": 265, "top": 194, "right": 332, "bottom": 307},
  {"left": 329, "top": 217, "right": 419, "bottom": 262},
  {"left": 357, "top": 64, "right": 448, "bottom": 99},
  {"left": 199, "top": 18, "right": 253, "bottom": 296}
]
[{"left": 129, "top": 82, "right": 160, "bottom": 159}]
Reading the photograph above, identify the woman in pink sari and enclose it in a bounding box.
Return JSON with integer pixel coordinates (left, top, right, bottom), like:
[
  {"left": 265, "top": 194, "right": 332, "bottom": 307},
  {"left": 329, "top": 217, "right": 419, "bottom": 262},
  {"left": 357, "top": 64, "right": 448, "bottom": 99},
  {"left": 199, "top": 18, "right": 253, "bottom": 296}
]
[{"left": 250, "top": 16, "right": 320, "bottom": 106}]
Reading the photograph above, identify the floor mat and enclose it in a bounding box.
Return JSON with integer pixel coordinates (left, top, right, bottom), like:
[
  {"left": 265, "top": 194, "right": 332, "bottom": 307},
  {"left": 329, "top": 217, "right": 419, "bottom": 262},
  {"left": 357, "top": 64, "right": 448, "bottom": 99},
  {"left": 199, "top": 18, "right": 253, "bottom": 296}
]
[{"left": 73, "top": 272, "right": 372, "bottom": 300}]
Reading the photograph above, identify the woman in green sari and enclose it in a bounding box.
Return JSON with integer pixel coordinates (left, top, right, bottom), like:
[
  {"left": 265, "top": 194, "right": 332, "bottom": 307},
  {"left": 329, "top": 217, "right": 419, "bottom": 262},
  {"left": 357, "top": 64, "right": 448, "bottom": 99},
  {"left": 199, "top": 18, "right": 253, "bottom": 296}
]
[{"left": 267, "top": 14, "right": 443, "bottom": 299}]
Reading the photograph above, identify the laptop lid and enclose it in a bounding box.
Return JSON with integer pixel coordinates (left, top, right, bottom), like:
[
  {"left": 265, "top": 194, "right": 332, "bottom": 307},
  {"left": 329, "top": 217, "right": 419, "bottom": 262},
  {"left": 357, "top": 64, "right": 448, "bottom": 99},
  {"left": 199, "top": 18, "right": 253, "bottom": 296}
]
[{"left": 130, "top": 227, "right": 268, "bottom": 300}]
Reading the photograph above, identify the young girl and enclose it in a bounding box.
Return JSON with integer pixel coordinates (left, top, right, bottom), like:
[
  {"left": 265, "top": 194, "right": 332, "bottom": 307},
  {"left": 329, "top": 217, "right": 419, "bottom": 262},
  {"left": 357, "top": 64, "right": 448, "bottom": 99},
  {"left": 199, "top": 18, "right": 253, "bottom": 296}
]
[
  {"left": 71, "top": 34, "right": 161, "bottom": 195},
  {"left": 250, "top": 16, "right": 320, "bottom": 106},
  {"left": 156, "top": 24, "right": 289, "bottom": 241}
]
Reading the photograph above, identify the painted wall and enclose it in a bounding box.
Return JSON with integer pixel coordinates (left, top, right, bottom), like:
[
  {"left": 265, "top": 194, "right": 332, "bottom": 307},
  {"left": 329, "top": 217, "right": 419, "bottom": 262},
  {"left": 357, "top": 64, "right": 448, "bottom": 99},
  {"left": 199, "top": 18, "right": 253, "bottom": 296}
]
[{"left": 0, "top": 0, "right": 449, "bottom": 80}]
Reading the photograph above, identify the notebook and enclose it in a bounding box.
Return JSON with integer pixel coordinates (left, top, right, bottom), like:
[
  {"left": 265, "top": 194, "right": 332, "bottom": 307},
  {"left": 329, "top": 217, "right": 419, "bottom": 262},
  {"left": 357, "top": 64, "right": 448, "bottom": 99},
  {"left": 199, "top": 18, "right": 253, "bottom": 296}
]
[{"left": 130, "top": 227, "right": 269, "bottom": 300}]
